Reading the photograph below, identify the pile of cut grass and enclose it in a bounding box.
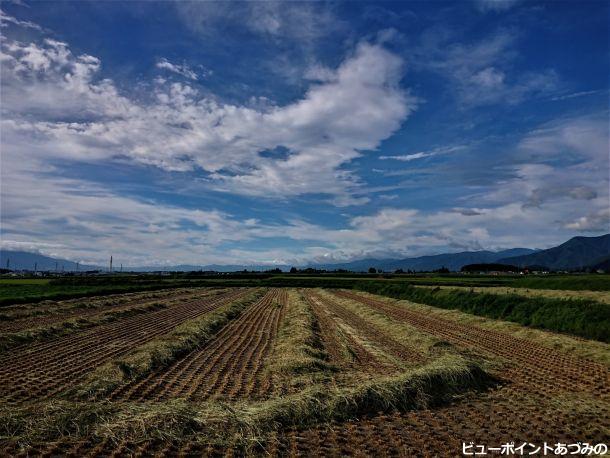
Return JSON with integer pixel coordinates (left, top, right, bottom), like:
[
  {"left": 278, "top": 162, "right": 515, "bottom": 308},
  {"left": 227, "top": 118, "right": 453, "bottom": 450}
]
[
  {"left": 250, "top": 354, "right": 492, "bottom": 430},
  {"left": 315, "top": 289, "right": 440, "bottom": 360},
  {"left": 73, "top": 289, "right": 265, "bottom": 398},
  {"left": 1, "top": 354, "right": 492, "bottom": 452},
  {"left": 265, "top": 289, "right": 334, "bottom": 377}
]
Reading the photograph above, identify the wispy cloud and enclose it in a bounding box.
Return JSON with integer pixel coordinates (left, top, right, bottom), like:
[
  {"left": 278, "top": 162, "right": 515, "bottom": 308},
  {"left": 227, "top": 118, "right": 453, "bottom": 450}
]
[
  {"left": 380, "top": 152, "right": 433, "bottom": 162},
  {"left": 174, "top": 1, "right": 342, "bottom": 41},
  {"left": 413, "top": 28, "right": 559, "bottom": 107},
  {"left": 156, "top": 58, "right": 199, "bottom": 80},
  {"left": 380, "top": 145, "right": 465, "bottom": 162},
  {"left": 0, "top": 8, "right": 42, "bottom": 31},
  {"left": 474, "top": 0, "right": 520, "bottom": 13},
  {"left": 550, "top": 89, "right": 603, "bottom": 101}
]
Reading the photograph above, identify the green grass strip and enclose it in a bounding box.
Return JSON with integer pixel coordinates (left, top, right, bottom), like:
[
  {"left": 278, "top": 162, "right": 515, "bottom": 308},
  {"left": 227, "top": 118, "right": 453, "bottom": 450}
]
[{"left": 352, "top": 282, "right": 610, "bottom": 343}]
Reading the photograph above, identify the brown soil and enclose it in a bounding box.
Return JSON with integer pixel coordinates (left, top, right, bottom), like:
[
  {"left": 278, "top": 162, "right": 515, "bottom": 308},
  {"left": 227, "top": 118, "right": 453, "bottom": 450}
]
[
  {"left": 110, "top": 288, "right": 286, "bottom": 402},
  {"left": 0, "top": 289, "right": 221, "bottom": 334},
  {"left": 0, "top": 289, "right": 251, "bottom": 404}
]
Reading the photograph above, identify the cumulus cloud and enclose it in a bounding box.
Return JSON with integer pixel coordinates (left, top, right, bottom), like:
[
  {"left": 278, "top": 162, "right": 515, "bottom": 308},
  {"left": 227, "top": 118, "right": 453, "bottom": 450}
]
[
  {"left": 156, "top": 58, "right": 199, "bottom": 80},
  {"left": 564, "top": 209, "right": 610, "bottom": 232},
  {"left": 1, "top": 36, "right": 415, "bottom": 204},
  {"left": 1, "top": 12, "right": 607, "bottom": 267}
]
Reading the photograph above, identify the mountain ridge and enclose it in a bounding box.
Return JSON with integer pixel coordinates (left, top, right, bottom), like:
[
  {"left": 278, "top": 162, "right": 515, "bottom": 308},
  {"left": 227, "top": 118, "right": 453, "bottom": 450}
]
[
  {"left": 497, "top": 234, "right": 610, "bottom": 270},
  {"left": 1, "top": 234, "right": 608, "bottom": 272}
]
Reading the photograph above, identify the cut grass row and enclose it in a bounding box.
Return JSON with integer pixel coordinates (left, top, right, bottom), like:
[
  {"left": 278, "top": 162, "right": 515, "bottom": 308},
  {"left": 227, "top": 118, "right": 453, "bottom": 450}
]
[
  {"left": 351, "top": 282, "right": 610, "bottom": 343},
  {"left": 74, "top": 289, "right": 266, "bottom": 398},
  {"left": 1, "top": 356, "right": 492, "bottom": 452},
  {"left": 0, "top": 287, "right": 206, "bottom": 321},
  {"left": 416, "top": 284, "right": 610, "bottom": 305},
  {"left": 355, "top": 291, "right": 610, "bottom": 367},
  {"left": 0, "top": 302, "right": 167, "bottom": 352},
  {"left": 0, "top": 288, "right": 495, "bottom": 453}
]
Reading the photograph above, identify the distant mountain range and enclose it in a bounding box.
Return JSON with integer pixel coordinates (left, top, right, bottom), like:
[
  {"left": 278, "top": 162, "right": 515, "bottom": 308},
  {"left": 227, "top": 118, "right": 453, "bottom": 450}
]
[
  {"left": 1, "top": 234, "right": 608, "bottom": 273},
  {"left": 307, "top": 248, "right": 537, "bottom": 272},
  {"left": 0, "top": 250, "right": 100, "bottom": 272},
  {"left": 496, "top": 234, "right": 610, "bottom": 270},
  {"left": 0, "top": 252, "right": 286, "bottom": 273}
]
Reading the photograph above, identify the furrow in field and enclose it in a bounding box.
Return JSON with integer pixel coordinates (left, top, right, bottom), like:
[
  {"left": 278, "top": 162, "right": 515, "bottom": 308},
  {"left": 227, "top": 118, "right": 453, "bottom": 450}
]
[
  {"left": 112, "top": 288, "right": 285, "bottom": 402},
  {"left": 333, "top": 290, "right": 610, "bottom": 398},
  {"left": 0, "top": 289, "right": 250, "bottom": 403},
  {"left": 0, "top": 288, "right": 194, "bottom": 321},
  {"left": 0, "top": 288, "right": 220, "bottom": 333}
]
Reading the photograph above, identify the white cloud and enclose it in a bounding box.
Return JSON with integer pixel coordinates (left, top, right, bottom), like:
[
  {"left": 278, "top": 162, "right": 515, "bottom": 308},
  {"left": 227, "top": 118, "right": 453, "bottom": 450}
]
[
  {"left": 156, "top": 58, "right": 199, "bottom": 80},
  {"left": 564, "top": 209, "right": 610, "bottom": 232},
  {"left": 0, "top": 8, "right": 43, "bottom": 31},
  {"left": 519, "top": 116, "right": 608, "bottom": 161},
  {"left": 475, "top": 0, "right": 520, "bottom": 12},
  {"left": 0, "top": 149, "right": 284, "bottom": 266},
  {"left": 551, "top": 89, "right": 603, "bottom": 101},
  {"left": 415, "top": 29, "right": 558, "bottom": 106},
  {"left": 1, "top": 36, "right": 416, "bottom": 205},
  {"left": 174, "top": 2, "right": 341, "bottom": 41},
  {"left": 380, "top": 152, "right": 432, "bottom": 162},
  {"left": 380, "top": 145, "right": 465, "bottom": 162},
  {"left": 1, "top": 13, "right": 607, "bottom": 267}
]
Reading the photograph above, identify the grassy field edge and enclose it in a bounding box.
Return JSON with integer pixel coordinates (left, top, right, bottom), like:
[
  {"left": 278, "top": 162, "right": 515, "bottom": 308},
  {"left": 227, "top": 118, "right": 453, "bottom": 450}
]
[{"left": 351, "top": 283, "right": 610, "bottom": 343}]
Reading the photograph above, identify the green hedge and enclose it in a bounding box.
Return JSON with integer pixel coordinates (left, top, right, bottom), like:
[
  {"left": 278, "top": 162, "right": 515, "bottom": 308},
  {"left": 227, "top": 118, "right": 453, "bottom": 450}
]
[{"left": 352, "top": 282, "right": 610, "bottom": 343}]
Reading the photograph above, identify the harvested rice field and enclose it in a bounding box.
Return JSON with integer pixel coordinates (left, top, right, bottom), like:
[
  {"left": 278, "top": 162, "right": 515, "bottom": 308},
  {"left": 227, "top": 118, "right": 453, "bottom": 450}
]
[{"left": 0, "top": 287, "right": 608, "bottom": 456}]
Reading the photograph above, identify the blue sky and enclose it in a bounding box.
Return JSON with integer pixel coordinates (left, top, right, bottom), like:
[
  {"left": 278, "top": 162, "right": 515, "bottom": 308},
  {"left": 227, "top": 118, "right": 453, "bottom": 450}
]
[{"left": 1, "top": 0, "right": 608, "bottom": 266}]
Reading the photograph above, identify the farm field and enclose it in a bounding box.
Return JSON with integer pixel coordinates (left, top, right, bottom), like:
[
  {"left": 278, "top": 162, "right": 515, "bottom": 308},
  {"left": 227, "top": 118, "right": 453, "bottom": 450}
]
[{"left": 0, "top": 286, "right": 608, "bottom": 456}]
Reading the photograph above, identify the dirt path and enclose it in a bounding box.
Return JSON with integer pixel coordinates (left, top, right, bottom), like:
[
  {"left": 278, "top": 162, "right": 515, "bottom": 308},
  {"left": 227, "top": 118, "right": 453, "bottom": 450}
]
[
  {"left": 111, "top": 288, "right": 286, "bottom": 402},
  {"left": 0, "top": 289, "right": 250, "bottom": 403}
]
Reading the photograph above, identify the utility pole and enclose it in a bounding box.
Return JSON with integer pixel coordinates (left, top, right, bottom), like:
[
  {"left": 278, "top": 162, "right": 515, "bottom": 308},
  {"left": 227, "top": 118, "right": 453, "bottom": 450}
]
[
  {"left": 109, "top": 255, "right": 113, "bottom": 273},
  {"left": 34, "top": 262, "right": 37, "bottom": 273},
  {"left": 120, "top": 263, "right": 123, "bottom": 273}
]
